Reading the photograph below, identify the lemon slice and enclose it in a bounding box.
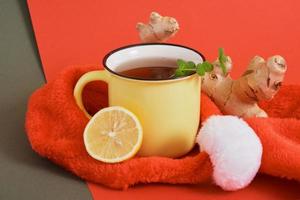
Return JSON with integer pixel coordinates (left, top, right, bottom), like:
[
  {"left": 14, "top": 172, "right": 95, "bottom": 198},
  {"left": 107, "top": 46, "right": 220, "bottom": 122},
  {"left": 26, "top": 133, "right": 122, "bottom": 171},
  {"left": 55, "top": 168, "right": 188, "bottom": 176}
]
[{"left": 83, "top": 106, "right": 143, "bottom": 163}]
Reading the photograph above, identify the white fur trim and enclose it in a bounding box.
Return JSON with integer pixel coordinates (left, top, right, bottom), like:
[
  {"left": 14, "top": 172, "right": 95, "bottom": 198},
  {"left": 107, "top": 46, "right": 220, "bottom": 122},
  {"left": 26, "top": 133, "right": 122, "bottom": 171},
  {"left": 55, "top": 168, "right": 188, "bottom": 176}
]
[{"left": 197, "top": 115, "right": 262, "bottom": 191}]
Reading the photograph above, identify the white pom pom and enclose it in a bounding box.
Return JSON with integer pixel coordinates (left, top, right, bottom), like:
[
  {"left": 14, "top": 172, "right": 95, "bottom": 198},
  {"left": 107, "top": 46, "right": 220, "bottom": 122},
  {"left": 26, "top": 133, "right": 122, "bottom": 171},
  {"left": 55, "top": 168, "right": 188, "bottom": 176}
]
[{"left": 197, "top": 115, "right": 262, "bottom": 191}]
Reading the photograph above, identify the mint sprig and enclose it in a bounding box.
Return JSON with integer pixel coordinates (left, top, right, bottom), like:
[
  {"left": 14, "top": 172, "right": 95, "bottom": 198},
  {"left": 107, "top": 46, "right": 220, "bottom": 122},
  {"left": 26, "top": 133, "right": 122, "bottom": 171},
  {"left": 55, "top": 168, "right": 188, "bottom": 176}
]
[
  {"left": 174, "top": 60, "right": 212, "bottom": 77},
  {"left": 174, "top": 48, "right": 227, "bottom": 78}
]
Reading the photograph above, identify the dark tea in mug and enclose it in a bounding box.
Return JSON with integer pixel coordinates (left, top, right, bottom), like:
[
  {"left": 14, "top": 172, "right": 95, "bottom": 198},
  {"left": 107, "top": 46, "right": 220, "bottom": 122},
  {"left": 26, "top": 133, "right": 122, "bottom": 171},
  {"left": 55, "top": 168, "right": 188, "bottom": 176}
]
[{"left": 115, "top": 58, "right": 182, "bottom": 80}]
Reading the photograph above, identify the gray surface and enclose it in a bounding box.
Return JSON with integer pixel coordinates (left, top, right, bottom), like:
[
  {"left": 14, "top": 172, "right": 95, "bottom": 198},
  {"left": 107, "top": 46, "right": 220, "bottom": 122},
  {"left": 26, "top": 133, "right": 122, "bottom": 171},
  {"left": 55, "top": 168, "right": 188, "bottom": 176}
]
[{"left": 0, "top": 0, "right": 92, "bottom": 199}]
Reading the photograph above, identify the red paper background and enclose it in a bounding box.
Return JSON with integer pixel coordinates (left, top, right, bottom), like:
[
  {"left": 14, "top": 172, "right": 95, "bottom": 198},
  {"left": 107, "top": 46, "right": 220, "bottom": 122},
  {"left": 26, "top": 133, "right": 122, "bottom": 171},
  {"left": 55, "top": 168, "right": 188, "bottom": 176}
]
[{"left": 27, "top": 0, "right": 300, "bottom": 199}]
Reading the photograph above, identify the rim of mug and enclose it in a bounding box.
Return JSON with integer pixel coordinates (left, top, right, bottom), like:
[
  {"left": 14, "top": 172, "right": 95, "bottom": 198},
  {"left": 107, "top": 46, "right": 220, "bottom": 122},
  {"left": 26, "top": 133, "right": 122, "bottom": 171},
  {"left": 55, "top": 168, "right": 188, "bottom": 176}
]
[{"left": 102, "top": 43, "right": 206, "bottom": 82}]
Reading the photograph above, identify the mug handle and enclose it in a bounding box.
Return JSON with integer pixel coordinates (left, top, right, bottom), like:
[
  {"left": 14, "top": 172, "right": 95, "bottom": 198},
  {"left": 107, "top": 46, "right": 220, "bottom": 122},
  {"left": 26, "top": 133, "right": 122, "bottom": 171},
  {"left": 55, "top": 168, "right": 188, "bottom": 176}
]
[{"left": 73, "top": 70, "right": 110, "bottom": 119}]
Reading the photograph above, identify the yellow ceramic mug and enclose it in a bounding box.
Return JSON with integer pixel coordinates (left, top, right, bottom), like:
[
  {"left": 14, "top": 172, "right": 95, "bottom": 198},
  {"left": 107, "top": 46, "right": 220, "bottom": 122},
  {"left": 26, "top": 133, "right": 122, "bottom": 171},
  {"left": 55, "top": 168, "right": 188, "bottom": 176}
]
[{"left": 74, "top": 43, "right": 204, "bottom": 158}]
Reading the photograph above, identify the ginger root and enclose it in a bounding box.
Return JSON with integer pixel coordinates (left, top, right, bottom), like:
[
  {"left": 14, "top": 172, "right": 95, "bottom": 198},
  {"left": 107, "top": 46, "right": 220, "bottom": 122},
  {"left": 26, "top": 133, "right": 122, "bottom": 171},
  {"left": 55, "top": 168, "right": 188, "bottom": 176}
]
[
  {"left": 136, "top": 12, "right": 179, "bottom": 43},
  {"left": 137, "top": 12, "right": 287, "bottom": 117},
  {"left": 201, "top": 55, "right": 287, "bottom": 117}
]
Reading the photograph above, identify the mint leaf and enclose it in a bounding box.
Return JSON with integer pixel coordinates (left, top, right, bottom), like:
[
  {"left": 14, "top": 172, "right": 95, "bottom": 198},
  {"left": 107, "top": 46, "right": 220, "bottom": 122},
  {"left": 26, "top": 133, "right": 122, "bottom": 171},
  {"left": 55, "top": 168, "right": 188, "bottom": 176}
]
[
  {"left": 196, "top": 63, "right": 205, "bottom": 76},
  {"left": 174, "top": 68, "right": 185, "bottom": 77},
  {"left": 187, "top": 61, "right": 196, "bottom": 69},
  {"left": 218, "top": 48, "right": 227, "bottom": 75},
  {"left": 174, "top": 59, "right": 187, "bottom": 77},
  {"left": 218, "top": 48, "right": 227, "bottom": 63},
  {"left": 177, "top": 59, "right": 187, "bottom": 70},
  {"left": 202, "top": 61, "right": 213, "bottom": 72}
]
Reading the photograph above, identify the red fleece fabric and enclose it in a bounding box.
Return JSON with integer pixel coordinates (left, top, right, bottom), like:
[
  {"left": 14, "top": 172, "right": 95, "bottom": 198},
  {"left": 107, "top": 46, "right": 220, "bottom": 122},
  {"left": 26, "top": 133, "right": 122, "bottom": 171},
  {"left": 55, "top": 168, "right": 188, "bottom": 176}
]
[{"left": 25, "top": 66, "right": 300, "bottom": 189}]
